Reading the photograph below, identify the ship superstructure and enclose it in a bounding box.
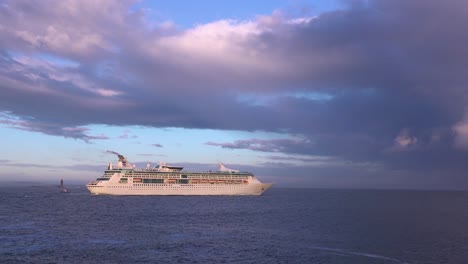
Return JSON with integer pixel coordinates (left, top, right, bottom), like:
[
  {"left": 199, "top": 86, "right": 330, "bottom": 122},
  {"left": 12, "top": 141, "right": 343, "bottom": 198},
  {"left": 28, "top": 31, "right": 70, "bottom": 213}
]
[{"left": 86, "top": 152, "right": 272, "bottom": 195}]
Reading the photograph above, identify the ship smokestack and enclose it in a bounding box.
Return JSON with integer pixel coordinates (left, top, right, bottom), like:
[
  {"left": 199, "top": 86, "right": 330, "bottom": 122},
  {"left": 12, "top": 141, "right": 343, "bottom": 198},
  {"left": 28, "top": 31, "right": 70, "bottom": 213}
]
[{"left": 106, "top": 150, "right": 133, "bottom": 169}]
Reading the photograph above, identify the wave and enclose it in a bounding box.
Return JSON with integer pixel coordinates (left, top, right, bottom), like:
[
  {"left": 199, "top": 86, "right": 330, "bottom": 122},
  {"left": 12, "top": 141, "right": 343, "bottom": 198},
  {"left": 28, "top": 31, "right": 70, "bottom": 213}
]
[{"left": 309, "top": 245, "right": 407, "bottom": 263}]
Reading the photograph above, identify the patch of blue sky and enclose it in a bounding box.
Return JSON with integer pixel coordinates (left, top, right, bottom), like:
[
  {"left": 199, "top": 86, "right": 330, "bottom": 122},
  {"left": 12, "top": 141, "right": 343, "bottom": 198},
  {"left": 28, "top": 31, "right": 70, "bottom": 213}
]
[
  {"left": 237, "top": 91, "right": 334, "bottom": 106},
  {"left": 236, "top": 93, "right": 279, "bottom": 107},
  {"left": 0, "top": 126, "right": 83, "bottom": 167},
  {"left": 0, "top": 111, "right": 22, "bottom": 120},
  {"left": 5, "top": 51, "right": 79, "bottom": 68},
  {"left": 94, "top": 60, "right": 115, "bottom": 79},
  {"left": 288, "top": 91, "right": 334, "bottom": 101},
  {"left": 5, "top": 50, "right": 20, "bottom": 58},
  {"left": 36, "top": 53, "right": 80, "bottom": 68},
  {"left": 132, "top": 0, "right": 343, "bottom": 28}
]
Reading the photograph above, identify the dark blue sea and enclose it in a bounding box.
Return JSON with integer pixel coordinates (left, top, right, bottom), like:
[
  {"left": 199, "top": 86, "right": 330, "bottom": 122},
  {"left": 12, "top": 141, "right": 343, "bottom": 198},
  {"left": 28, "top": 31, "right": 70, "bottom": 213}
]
[{"left": 2, "top": 186, "right": 468, "bottom": 263}]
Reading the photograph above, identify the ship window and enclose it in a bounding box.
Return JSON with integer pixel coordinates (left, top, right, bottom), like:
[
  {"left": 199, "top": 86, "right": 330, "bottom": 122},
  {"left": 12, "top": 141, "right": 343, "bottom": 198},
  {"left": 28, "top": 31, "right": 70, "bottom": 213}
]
[
  {"left": 96, "top": 178, "right": 110, "bottom": 181},
  {"left": 181, "top": 175, "right": 187, "bottom": 178}
]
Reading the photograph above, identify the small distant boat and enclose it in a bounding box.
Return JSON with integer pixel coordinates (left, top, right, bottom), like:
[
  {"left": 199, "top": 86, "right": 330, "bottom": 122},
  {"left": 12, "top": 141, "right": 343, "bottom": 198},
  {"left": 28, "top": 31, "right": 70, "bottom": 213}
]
[{"left": 59, "top": 179, "right": 69, "bottom": 193}]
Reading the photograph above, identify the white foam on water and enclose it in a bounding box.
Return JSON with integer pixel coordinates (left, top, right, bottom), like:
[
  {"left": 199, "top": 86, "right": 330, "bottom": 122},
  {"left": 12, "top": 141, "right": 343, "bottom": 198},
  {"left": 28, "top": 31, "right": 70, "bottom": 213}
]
[{"left": 310, "top": 246, "right": 408, "bottom": 263}]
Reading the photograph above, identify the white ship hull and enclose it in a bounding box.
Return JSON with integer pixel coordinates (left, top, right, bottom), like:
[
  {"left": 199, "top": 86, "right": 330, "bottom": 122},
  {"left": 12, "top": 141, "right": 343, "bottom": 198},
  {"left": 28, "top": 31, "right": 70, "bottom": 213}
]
[{"left": 87, "top": 182, "right": 272, "bottom": 196}]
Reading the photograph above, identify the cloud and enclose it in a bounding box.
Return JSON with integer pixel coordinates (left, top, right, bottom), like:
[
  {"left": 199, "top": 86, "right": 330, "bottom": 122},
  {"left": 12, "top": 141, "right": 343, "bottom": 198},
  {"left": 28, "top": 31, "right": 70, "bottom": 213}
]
[
  {"left": 0, "top": 113, "right": 109, "bottom": 141},
  {"left": 453, "top": 116, "right": 468, "bottom": 149},
  {"left": 0, "top": 0, "right": 137, "bottom": 58},
  {"left": 1, "top": 0, "right": 468, "bottom": 184},
  {"left": 388, "top": 129, "right": 418, "bottom": 152},
  {"left": 151, "top": 143, "right": 163, "bottom": 148},
  {"left": 117, "top": 130, "right": 140, "bottom": 139},
  {"left": 206, "top": 138, "right": 312, "bottom": 154},
  {"left": 262, "top": 155, "right": 339, "bottom": 165}
]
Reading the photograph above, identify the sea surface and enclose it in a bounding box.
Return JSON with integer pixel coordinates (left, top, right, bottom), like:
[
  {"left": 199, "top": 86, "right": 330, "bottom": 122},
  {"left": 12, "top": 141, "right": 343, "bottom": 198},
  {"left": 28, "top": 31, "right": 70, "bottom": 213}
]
[{"left": 1, "top": 186, "right": 468, "bottom": 263}]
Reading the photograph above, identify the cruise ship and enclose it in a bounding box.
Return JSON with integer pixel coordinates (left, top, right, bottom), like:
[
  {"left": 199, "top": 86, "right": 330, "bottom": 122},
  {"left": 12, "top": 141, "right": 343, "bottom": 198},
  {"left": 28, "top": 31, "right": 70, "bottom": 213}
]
[{"left": 86, "top": 152, "right": 273, "bottom": 195}]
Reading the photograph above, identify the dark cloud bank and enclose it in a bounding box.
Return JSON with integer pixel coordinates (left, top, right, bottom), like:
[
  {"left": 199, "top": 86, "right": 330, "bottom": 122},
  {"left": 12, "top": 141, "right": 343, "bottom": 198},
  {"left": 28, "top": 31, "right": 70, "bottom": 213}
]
[{"left": 1, "top": 0, "right": 468, "bottom": 188}]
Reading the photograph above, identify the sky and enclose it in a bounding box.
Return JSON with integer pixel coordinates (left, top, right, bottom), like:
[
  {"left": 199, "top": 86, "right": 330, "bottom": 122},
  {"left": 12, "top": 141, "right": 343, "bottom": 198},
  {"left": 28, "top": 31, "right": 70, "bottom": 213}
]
[{"left": 1, "top": 0, "right": 468, "bottom": 189}]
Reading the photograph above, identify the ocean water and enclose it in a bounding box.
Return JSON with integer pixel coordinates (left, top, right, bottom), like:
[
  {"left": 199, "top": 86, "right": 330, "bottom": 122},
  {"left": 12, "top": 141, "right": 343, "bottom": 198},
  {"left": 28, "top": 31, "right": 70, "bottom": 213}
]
[{"left": 1, "top": 187, "right": 468, "bottom": 263}]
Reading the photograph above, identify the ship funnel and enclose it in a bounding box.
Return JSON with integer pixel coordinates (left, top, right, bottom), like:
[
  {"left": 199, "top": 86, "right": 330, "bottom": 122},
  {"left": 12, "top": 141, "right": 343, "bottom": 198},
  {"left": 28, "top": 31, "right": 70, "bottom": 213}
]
[{"left": 107, "top": 150, "right": 133, "bottom": 169}]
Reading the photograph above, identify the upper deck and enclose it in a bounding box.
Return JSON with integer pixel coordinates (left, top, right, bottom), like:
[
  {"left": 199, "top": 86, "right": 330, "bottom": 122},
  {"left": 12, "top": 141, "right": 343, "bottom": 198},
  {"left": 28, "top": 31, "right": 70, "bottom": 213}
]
[
  {"left": 102, "top": 151, "right": 253, "bottom": 178},
  {"left": 102, "top": 168, "right": 253, "bottom": 179}
]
